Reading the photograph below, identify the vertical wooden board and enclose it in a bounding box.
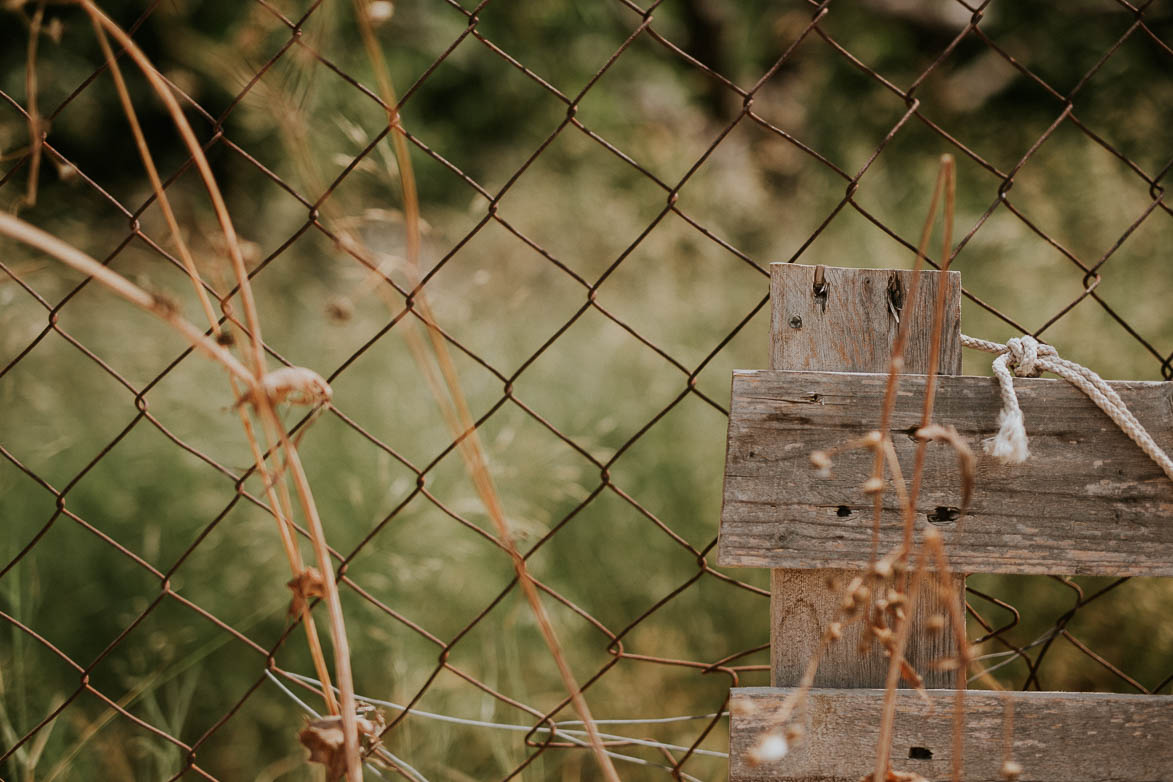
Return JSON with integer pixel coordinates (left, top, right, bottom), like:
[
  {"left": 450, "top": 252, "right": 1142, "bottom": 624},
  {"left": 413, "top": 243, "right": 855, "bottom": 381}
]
[
  {"left": 770, "top": 264, "right": 962, "bottom": 375},
  {"left": 766, "top": 264, "right": 963, "bottom": 689}
]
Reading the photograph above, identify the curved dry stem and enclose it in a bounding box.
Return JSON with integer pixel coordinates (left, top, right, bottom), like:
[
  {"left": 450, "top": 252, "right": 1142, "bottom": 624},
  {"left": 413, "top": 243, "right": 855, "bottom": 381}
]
[
  {"left": 871, "top": 154, "right": 960, "bottom": 782},
  {"left": 81, "top": 1, "right": 266, "bottom": 378},
  {"left": 868, "top": 159, "right": 949, "bottom": 567},
  {"left": 81, "top": 5, "right": 359, "bottom": 774},
  {"left": 88, "top": 15, "right": 219, "bottom": 330},
  {"left": 871, "top": 538, "right": 930, "bottom": 782},
  {"left": 903, "top": 155, "right": 956, "bottom": 550},
  {"left": 350, "top": 2, "right": 620, "bottom": 778},
  {"left": 88, "top": 14, "right": 339, "bottom": 716},
  {"left": 0, "top": 212, "right": 253, "bottom": 386},
  {"left": 24, "top": 3, "right": 45, "bottom": 208}
]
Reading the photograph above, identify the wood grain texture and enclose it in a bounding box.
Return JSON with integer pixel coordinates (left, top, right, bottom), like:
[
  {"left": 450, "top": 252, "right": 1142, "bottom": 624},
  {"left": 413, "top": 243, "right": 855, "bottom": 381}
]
[
  {"left": 765, "top": 264, "right": 962, "bottom": 689},
  {"left": 721, "top": 370, "right": 1173, "bottom": 576},
  {"left": 730, "top": 686, "right": 1173, "bottom": 782},
  {"left": 769, "top": 263, "right": 961, "bottom": 376}
]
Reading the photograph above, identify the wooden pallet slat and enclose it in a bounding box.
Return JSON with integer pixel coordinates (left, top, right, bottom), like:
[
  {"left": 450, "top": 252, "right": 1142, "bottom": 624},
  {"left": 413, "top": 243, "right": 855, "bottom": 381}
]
[
  {"left": 725, "top": 264, "right": 1173, "bottom": 782},
  {"left": 730, "top": 687, "right": 1173, "bottom": 782},
  {"left": 720, "top": 369, "right": 1173, "bottom": 576}
]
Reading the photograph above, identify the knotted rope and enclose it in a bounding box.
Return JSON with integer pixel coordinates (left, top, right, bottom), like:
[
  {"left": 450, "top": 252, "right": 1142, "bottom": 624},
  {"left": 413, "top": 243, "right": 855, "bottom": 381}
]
[{"left": 961, "top": 334, "right": 1173, "bottom": 482}]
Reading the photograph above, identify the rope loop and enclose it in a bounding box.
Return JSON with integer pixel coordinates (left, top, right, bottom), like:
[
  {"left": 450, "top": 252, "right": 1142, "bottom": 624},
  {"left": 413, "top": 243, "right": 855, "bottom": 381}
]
[{"left": 961, "top": 334, "right": 1173, "bottom": 482}]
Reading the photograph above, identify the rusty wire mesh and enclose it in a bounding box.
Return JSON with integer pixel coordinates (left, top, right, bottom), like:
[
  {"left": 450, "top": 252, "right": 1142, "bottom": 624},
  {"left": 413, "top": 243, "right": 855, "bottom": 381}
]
[{"left": 1, "top": 0, "right": 1171, "bottom": 779}]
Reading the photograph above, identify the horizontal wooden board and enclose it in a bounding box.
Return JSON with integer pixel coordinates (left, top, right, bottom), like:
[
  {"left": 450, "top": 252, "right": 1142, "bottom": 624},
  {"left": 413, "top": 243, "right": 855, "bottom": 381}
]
[
  {"left": 730, "top": 686, "right": 1173, "bottom": 782},
  {"left": 719, "top": 369, "right": 1173, "bottom": 576}
]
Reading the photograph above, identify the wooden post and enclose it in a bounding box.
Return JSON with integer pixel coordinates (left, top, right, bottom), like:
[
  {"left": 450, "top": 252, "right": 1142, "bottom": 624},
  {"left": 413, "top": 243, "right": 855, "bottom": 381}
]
[{"left": 765, "top": 263, "right": 963, "bottom": 688}]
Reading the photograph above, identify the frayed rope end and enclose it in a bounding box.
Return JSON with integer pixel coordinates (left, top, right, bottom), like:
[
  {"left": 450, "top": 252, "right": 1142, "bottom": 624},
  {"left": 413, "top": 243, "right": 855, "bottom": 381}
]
[{"left": 984, "top": 408, "right": 1030, "bottom": 464}]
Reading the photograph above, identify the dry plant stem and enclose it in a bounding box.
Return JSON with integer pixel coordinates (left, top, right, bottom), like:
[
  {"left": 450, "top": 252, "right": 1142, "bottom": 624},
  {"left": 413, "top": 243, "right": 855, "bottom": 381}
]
[
  {"left": 352, "top": 0, "right": 421, "bottom": 276},
  {"left": 24, "top": 3, "right": 44, "bottom": 207},
  {"left": 760, "top": 603, "right": 867, "bottom": 733},
  {"left": 1001, "top": 696, "right": 1015, "bottom": 772},
  {"left": 88, "top": 17, "right": 339, "bottom": 715},
  {"left": 903, "top": 156, "right": 956, "bottom": 552},
  {"left": 0, "top": 213, "right": 254, "bottom": 386},
  {"left": 870, "top": 156, "right": 957, "bottom": 782},
  {"left": 351, "top": 4, "right": 621, "bottom": 778},
  {"left": 0, "top": 215, "right": 348, "bottom": 732},
  {"left": 84, "top": 6, "right": 360, "bottom": 774},
  {"left": 80, "top": 2, "right": 266, "bottom": 378},
  {"left": 881, "top": 439, "right": 911, "bottom": 515},
  {"left": 868, "top": 162, "right": 948, "bottom": 563},
  {"left": 245, "top": 409, "right": 341, "bottom": 716},
  {"left": 88, "top": 17, "right": 219, "bottom": 330},
  {"left": 925, "top": 535, "right": 968, "bottom": 782},
  {"left": 871, "top": 540, "right": 931, "bottom": 782}
]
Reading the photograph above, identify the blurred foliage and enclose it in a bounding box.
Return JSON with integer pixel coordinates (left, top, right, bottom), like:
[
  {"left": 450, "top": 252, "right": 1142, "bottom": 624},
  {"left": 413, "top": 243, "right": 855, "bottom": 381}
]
[{"left": 2, "top": 0, "right": 1172, "bottom": 779}]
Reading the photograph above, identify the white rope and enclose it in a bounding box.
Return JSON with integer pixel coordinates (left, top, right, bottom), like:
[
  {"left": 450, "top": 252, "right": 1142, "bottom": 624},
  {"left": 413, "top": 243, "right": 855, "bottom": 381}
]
[{"left": 961, "top": 334, "right": 1173, "bottom": 481}]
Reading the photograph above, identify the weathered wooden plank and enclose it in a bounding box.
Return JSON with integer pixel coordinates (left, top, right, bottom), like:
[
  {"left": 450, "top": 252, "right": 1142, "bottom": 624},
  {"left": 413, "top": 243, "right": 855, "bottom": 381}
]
[
  {"left": 730, "top": 686, "right": 1173, "bottom": 782},
  {"left": 769, "top": 264, "right": 962, "bottom": 376},
  {"left": 720, "top": 369, "right": 1173, "bottom": 575},
  {"left": 767, "top": 264, "right": 962, "bottom": 690}
]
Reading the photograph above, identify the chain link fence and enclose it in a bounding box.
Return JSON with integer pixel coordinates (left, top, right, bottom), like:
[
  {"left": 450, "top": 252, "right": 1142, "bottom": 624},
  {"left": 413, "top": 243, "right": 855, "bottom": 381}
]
[{"left": 1, "top": 0, "right": 1170, "bottom": 779}]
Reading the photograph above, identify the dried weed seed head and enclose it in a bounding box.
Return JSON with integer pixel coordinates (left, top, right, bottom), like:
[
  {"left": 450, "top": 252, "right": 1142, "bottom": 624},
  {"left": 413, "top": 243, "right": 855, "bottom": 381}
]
[
  {"left": 729, "top": 697, "right": 758, "bottom": 718},
  {"left": 872, "top": 627, "right": 895, "bottom": 648},
  {"left": 747, "top": 731, "right": 790, "bottom": 766},
  {"left": 299, "top": 708, "right": 385, "bottom": 781},
  {"left": 326, "top": 296, "right": 355, "bottom": 323},
  {"left": 1000, "top": 760, "right": 1024, "bottom": 780},
  {"left": 810, "top": 449, "right": 833, "bottom": 478},
  {"left": 364, "top": 0, "right": 394, "bottom": 25},
  {"left": 840, "top": 578, "right": 870, "bottom": 614},
  {"left": 287, "top": 567, "right": 327, "bottom": 616},
  {"left": 242, "top": 366, "right": 334, "bottom": 409}
]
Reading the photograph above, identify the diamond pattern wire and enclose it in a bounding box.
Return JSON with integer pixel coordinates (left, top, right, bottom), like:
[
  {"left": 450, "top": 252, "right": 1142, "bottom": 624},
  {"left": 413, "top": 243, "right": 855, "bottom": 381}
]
[{"left": 1, "top": 0, "right": 1171, "bottom": 779}]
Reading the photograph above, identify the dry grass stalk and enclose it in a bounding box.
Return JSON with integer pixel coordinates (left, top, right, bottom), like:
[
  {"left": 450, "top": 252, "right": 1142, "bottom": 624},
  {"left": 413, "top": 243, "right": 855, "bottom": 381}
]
[
  {"left": 864, "top": 159, "right": 949, "bottom": 564},
  {"left": 871, "top": 154, "right": 958, "bottom": 782},
  {"left": 23, "top": 2, "right": 44, "bottom": 208},
  {"left": 54, "top": 5, "right": 364, "bottom": 775},
  {"left": 0, "top": 213, "right": 253, "bottom": 385},
  {"left": 87, "top": 15, "right": 220, "bottom": 330},
  {"left": 923, "top": 530, "right": 973, "bottom": 782},
  {"left": 871, "top": 537, "right": 933, "bottom": 782},
  {"left": 751, "top": 156, "right": 979, "bottom": 780},
  {"left": 348, "top": 2, "right": 622, "bottom": 777},
  {"left": 85, "top": 1, "right": 346, "bottom": 730}
]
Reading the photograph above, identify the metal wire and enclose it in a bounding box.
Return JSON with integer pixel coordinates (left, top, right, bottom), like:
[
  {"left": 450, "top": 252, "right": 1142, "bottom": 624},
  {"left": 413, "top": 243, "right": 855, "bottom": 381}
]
[{"left": 0, "top": 0, "right": 1170, "bottom": 779}]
